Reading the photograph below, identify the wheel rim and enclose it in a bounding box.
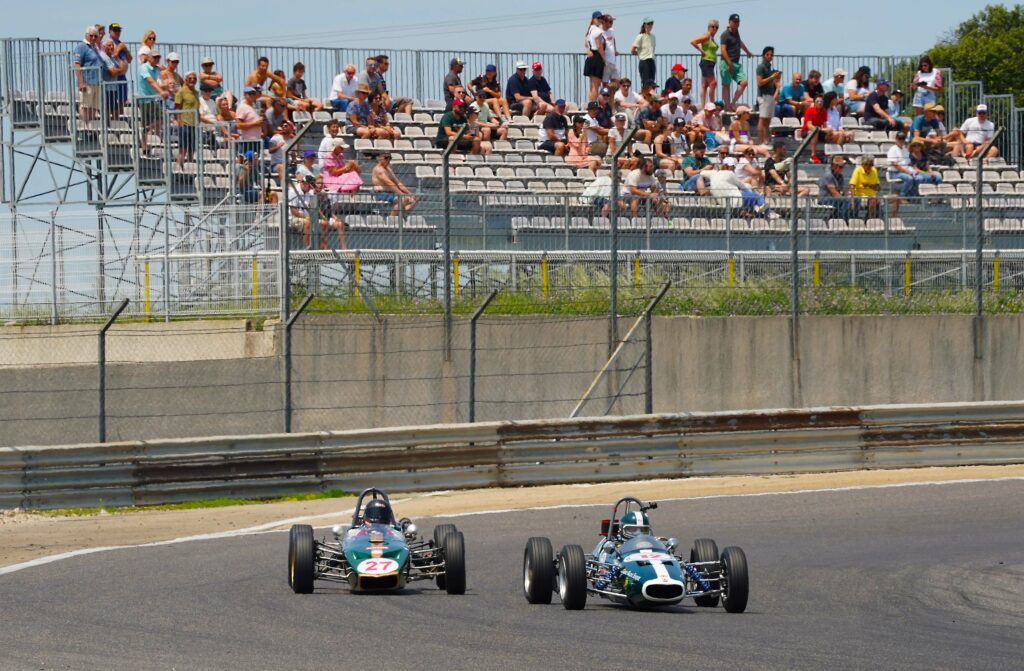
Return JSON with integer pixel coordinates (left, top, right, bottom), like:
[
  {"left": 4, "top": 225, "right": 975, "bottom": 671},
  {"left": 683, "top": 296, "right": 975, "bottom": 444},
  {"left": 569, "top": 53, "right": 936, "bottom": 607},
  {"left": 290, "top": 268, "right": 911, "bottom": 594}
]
[{"left": 557, "top": 557, "right": 567, "bottom": 600}]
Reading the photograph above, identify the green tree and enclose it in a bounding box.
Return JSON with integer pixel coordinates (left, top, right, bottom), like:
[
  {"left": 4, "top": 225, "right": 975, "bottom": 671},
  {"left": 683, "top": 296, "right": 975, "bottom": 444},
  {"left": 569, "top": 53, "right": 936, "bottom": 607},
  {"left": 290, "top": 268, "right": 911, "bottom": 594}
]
[{"left": 929, "top": 4, "right": 1024, "bottom": 106}]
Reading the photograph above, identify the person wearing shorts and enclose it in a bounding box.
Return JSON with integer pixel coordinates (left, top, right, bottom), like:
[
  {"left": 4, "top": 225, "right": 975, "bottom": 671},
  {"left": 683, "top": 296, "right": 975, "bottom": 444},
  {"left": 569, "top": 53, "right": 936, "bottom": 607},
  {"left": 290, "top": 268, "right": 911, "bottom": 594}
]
[
  {"left": 717, "top": 13, "right": 753, "bottom": 111},
  {"left": 690, "top": 19, "right": 719, "bottom": 108},
  {"left": 754, "top": 46, "right": 780, "bottom": 144}
]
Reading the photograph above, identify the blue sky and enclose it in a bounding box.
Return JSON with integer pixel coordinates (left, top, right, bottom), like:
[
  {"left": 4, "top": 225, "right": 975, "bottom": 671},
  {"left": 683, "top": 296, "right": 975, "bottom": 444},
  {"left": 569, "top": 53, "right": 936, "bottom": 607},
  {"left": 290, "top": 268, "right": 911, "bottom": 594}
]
[{"left": 2, "top": 0, "right": 999, "bottom": 55}]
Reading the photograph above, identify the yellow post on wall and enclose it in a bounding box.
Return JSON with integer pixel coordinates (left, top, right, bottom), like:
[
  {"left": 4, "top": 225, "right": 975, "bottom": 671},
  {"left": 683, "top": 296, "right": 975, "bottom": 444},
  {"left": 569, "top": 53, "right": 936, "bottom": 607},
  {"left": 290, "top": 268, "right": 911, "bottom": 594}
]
[
  {"left": 727, "top": 254, "right": 735, "bottom": 288},
  {"left": 633, "top": 254, "right": 641, "bottom": 290},
  {"left": 994, "top": 252, "right": 1001, "bottom": 292},
  {"left": 904, "top": 254, "right": 912, "bottom": 297},
  {"left": 541, "top": 253, "right": 549, "bottom": 298},
  {"left": 144, "top": 262, "right": 151, "bottom": 319},
  {"left": 353, "top": 253, "right": 361, "bottom": 299},
  {"left": 813, "top": 254, "right": 821, "bottom": 288},
  {"left": 453, "top": 255, "right": 460, "bottom": 297}
]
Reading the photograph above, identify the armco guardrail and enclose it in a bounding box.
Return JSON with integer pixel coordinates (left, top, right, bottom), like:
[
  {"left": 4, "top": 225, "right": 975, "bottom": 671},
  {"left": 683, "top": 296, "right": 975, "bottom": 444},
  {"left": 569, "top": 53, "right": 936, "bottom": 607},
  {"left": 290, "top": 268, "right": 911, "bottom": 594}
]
[{"left": 3, "top": 401, "right": 1024, "bottom": 509}]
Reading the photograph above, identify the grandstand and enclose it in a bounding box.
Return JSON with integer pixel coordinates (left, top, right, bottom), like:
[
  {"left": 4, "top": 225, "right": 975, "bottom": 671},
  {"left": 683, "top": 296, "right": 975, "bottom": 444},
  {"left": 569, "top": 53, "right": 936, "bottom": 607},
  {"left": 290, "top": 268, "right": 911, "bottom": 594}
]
[{"left": 0, "top": 37, "right": 1022, "bottom": 318}]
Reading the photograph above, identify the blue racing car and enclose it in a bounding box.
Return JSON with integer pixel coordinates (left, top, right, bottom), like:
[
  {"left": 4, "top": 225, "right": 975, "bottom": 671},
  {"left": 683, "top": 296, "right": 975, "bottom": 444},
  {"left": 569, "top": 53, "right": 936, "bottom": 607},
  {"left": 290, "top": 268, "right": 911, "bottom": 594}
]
[{"left": 522, "top": 496, "right": 748, "bottom": 611}]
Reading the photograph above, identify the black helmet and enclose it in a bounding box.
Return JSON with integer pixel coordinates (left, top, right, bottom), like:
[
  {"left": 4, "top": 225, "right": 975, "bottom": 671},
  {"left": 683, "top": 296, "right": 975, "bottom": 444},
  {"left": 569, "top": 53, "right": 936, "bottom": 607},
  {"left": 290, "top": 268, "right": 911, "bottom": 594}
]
[{"left": 363, "top": 499, "right": 391, "bottom": 525}]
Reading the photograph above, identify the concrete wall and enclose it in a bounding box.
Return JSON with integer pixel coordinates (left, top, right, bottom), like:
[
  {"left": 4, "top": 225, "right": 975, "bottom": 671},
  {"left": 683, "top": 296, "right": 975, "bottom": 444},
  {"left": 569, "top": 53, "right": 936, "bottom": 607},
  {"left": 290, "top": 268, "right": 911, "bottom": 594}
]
[{"left": 3, "top": 314, "right": 1023, "bottom": 447}]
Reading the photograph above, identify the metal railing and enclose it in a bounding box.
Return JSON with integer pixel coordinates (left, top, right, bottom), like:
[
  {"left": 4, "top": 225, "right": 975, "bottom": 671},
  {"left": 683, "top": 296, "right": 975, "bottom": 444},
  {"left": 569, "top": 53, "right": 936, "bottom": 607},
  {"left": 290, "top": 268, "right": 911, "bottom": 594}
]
[{"left": 3, "top": 399, "right": 1024, "bottom": 509}]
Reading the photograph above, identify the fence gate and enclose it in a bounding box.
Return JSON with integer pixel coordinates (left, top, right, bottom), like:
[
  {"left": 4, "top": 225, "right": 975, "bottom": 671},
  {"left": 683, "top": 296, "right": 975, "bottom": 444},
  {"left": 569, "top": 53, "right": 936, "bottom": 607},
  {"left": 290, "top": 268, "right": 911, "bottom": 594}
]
[
  {"left": 982, "top": 94, "right": 1015, "bottom": 160},
  {"left": 950, "top": 80, "right": 983, "bottom": 131}
]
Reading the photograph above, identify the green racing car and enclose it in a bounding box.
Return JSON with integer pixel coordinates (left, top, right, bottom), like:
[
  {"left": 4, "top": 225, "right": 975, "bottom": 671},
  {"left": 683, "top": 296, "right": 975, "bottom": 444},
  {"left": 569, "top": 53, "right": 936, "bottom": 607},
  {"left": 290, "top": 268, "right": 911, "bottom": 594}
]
[
  {"left": 523, "top": 496, "right": 748, "bottom": 611},
  {"left": 287, "top": 487, "right": 466, "bottom": 594}
]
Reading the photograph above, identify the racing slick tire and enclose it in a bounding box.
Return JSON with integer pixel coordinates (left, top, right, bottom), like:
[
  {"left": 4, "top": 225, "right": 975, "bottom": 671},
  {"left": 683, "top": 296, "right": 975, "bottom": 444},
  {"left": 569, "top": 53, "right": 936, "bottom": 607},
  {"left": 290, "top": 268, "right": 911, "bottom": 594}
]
[
  {"left": 720, "top": 546, "right": 749, "bottom": 613},
  {"left": 433, "top": 524, "right": 458, "bottom": 589},
  {"left": 523, "top": 537, "right": 555, "bottom": 604},
  {"left": 289, "top": 524, "right": 315, "bottom": 594},
  {"left": 691, "top": 538, "right": 720, "bottom": 607},
  {"left": 557, "top": 544, "right": 588, "bottom": 610},
  {"left": 442, "top": 531, "right": 467, "bottom": 595}
]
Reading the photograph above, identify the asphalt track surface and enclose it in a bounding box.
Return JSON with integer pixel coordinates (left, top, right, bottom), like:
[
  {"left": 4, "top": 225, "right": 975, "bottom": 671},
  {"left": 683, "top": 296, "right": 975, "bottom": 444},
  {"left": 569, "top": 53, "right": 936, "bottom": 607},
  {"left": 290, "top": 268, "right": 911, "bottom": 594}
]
[{"left": 2, "top": 480, "right": 1023, "bottom": 671}]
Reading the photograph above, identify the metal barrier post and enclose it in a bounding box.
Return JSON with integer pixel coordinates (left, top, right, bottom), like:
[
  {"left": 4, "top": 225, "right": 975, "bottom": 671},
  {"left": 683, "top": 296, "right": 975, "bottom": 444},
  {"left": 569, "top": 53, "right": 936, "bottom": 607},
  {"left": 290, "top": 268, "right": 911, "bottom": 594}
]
[
  {"left": 280, "top": 121, "right": 316, "bottom": 322},
  {"left": 49, "top": 209, "right": 57, "bottom": 325},
  {"left": 98, "top": 298, "right": 129, "bottom": 443},
  {"left": 442, "top": 125, "right": 468, "bottom": 361},
  {"left": 610, "top": 126, "right": 639, "bottom": 357},
  {"left": 468, "top": 289, "right": 498, "bottom": 423},
  {"left": 283, "top": 292, "right": 314, "bottom": 434},
  {"left": 976, "top": 128, "right": 1004, "bottom": 317},
  {"left": 644, "top": 281, "right": 672, "bottom": 415},
  {"left": 789, "top": 127, "right": 818, "bottom": 408}
]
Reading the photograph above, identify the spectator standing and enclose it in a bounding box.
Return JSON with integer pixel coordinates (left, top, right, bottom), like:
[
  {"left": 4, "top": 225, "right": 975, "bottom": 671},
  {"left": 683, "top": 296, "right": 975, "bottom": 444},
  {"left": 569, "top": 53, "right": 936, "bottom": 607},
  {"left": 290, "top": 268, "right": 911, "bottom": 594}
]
[
  {"left": 174, "top": 71, "right": 200, "bottom": 166},
  {"left": 198, "top": 57, "right": 223, "bottom": 98},
  {"left": 718, "top": 13, "right": 753, "bottom": 112},
  {"left": 539, "top": 99, "right": 570, "bottom": 156},
  {"left": 631, "top": 18, "right": 657, "bottom": 85},
  {"left": 505, "top": 61, "right": 534, "bottom": 118},
  {"left": 72, "top": 26, "right": 104, "bottom": 123},
  {"left": 136, "top": 49, "right": 168, "bottom": 151},
  {"left": 818, "top": 156, "right": 852, "bottom": 219},
  {"left": 755, "top": 46, "right": 780, "bottom": 144},
  {"left": 137, "top": 30, "right": 157, "bottom": 65},
  {"left": 444, "top": 58, "right": 464, "bottom": 104},
  {"left": 470, "top": 65, "right": 511, "bottom": 120},
  {"left": 371, "top": 153, "right": 418, "bottom": 216},
  {"left": 331, "top": 65, "right": 359, "bottom": 112},
  {"left": 777, "top": 72, "right": 809, "bottom": 119},
  {"left": 98, "top": 39, "right": 128, "bottom": 122},
  {"left": 104, "top": 23, "right": 131, "bottom": 117},
  {"left": 863, "top": 79, "right": 904, "bottom": 131},
  {"left": 690, "top": 19, "right": 720, "bottom": 109},
  {"left": 845, "top": 67, "right": 871, "bottom": 115},
  {"left": 161, "top": 53, "right": 184, "bottom": 111},
  {"left": 287, "top": 62, "right": 323, "bottom": 112},
  {"left": 235, "top": 86, "right": 265, "bottom": 156},
  {"left": 600, "top": 14, "right": 621, "bottom": 91},
  {"left": 912, "top": 56, "right": 943, "bottom": 116},
  {"left": 584, "top": 11, "right": 607, "bottom": 103},
  {"left": 527, "top": 62, "right": 555, "bottom": 118},
  {"left": 849, "top": 155, "right": 881, "bottom": 218}
]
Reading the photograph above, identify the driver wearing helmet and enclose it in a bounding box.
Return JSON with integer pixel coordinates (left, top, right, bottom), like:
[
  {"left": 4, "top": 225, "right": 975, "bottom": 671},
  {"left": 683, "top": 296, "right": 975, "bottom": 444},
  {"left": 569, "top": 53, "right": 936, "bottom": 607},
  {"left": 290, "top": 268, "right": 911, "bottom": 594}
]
[
  {"left": 362, "top": 498, "right": 392, "bottom": 526},
  {"left": 619, "top": 510, "right": 652, "bottom": 539}
]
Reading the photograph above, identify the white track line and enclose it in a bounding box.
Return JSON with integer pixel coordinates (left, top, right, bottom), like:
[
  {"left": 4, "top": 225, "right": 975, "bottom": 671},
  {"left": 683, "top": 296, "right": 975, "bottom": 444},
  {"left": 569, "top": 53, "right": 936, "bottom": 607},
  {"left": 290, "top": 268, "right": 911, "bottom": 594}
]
[{"left": 1, "top": 478, "right": 1022, "bottom": 577}]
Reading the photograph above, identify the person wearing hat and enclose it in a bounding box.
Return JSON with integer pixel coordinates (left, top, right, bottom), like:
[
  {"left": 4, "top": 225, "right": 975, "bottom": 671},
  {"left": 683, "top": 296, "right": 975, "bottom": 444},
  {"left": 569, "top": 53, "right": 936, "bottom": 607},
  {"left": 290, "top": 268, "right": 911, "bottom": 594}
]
[
  {"left": 631, "top": 17, "right": 657, "bottom": 86},
  {"left": 819, "top": 156, "right": 852, "bottom": 219},
  {"left": 197, "top": 56, "right": 223, "bottom": 98},
  {"left": 595, "top": 87, "right": 615, "bottom": 127},
  {"left": 952, "top": 104, "right": 998, "bottom": 161},
  {"left": 728, "top": 105, "right": 769, "bottom": 156},
  {"left": 663, "top": 62, "right": 688, "bottom": 98},
  {"left": 236, "top": 149, "right": 261, "bottom": 205},
  {"left": 288, "top": 173, "right": 317, "bottom": 247},
  {"left": 196, "top": 79, "right": 219, "bottom": 127},
  {"left": 690, "top": 19, "right": 719, "bottom": 109},
  {"left": 823, "top": 68, "right": 846, "bottom": 99},
  {"left": 505, "top": 61, "right": 535, "bottom": 118},
  {"left": 539, "top": 99, "right": 571, "bottom": 156},
  {"left": 584, "top": 11, "right": 609, "bottom": 102},
  {"left": 296, "top": 149, "right": 321, "bottom": 181},
  {"left": 885, "top": 131, "right": 917, "bottom": 207},
  {"left": 691, "top": 101, "right": 723, "bottom": 148},
  {"left": 136, "top": 48, "right": 168, "bottom": 152},
  {"left": 755, "top": 46, "right": 780, "bottom": 144},
  {"left": 346, "top": 82, "right": 374, "bottom": 137},
  {"left": 911, "top": 102, "right": 944, "bottom": 151},
  {"left": 444, "top": 57, "right": 465, "bottom": 105},
  {"left": 173, "top": 70, "right": 201, "bottom": 166},
  {"left": 235, "top": 85, "right": 265, "bottom": 166},
  {"left": 598, "top": 14, "right": 622, "bottom": 92},
  {"left": 908, "top": 137, "right": 943, "bottom": 192},
  {"left": 103, "top": 23, "right": 131, "bottom": 117},
  {"left": 470, "top": 64, "right": 511, "bottom": 121},
  {"left": 372, "top": 152, "right": 418, "bottom": 217},
  {"left": 527, "top": 62, "right": 555, "bottom": 118},
  {"left": 718, "top": 13, "right": 754, "bottom": 112},
  {"left": 435, "top": 98, "right": 480, "bottom": 153},
  {"left": 585, "top": 101, "right": 612, "bottom": 160},
  {"left": 161, "top": 52, "right": 184, "bottom": 110},
  {"left": 322, "top": 136, "right": 359, "bottom": 196},
  {"left": 863, "top": 79, "right": 904, "bottom": 131}
]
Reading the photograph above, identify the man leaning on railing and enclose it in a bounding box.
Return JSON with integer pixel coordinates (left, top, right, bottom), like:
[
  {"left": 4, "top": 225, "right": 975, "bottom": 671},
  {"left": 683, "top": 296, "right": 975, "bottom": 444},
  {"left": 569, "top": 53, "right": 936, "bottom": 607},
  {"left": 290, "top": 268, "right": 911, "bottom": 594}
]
[{"left": 72, "top": 25, "right": 104, "bottom": 124}]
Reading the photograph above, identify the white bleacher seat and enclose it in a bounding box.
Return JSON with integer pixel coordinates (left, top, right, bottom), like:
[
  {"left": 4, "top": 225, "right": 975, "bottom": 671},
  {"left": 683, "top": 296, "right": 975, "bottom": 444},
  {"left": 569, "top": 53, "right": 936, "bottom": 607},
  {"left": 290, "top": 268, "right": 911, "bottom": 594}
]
[
  {"left": 515, "top": 140, "right": 535, "bottom": 151},
  {"left": 548, "top": 182, "right": 567, "bottom": 192},
  {"left": 709, "top": 218, "right": 727, "bottom": 231},
  {"left": 919, "top": 184, "right": 939, "bottom": 197},
  {"left": 405, "top": 126, "right": 424, "bottom": 137},
  {"left": 530, "top": 216, "right": 550, "bottom": 229},
  {"left": 527, "top": 181, "right": 548, "bottom": 192},
  {"left": 809, "top": 219, "right": 828, "bottom": 231},
  {"left": 511, "top": 216, "right": 530, "bottom": 231},
  {"left": 486, "top": 180, "right": 504, "bottom": 190},
  {"left": 373, "top": 139, "right": 394, "bottom": 150},
  {"left": 983, "top": 170, "right": 1002, "bottom": 184},
  {"left": 354, "top": 139, "right": 373, "bottom": 153},
  {"left": 535, "top": 167, "right": 555, "bottom": 178},
  {"left": 413, "top": 113, "right": 432, "bottom": 123},
  {"left": 415, "top": 166, "right": 439, "bottom": 179},
  {"left": 494, "top": 140, "right": 514, "bottom": 152},
  {"left": 937, "top": 183, "right": 956, "bottom": 195},
  {"left": 1001, "top": 170, "right": 1022, "bottom": 183},
  {"left": 424, "top": 99, "right": 445, "bottom": 110},
  {"left": 865, "top": 218, "right": 885, "bottom": 231},
  {"left": 859, "top": 143, "right": 880, "bottom": 155},
  {"left": 515, "top": 167, "right": 535, "bottom": 179},
  {"left": 847, "top": 218, "right": 866, "bottom": 231},
  {"left": 454, "top": 166, "right": 474, "bottom": 177},
  {"left": 394, "top": 139, "right": 414, "bottom": 150},
  {"left": 473, "top": 166, "right": 494, "bottom": 179},
  {"left": 466, "top": 180, "right": 487, "bottom": 191},
  {"left": 393, "top": 113, "right": 413, "bottom": 123},
  {"left": 828, "top": 219, "right": 848, "bottom": 232},
  {"left": 506, "top": 180, "right": 526, "bottom": 191},
  {"left": 577, "top": 168, "right": 596, "bottom": 180},
  {"left": 1016, "top": 183, "right": 1024, "bottom": 194},
  {"left": 749, "top": 218, "right": 769, "bottom": 231},
  {"left": 524, "top": 154, "right": 544, "bottom": 164},
  {"left": 496, "top": 167, "right": 516, "bottom": 178},
  {"left": 942, "top": 170, "right": 964, "bottom": 184}
]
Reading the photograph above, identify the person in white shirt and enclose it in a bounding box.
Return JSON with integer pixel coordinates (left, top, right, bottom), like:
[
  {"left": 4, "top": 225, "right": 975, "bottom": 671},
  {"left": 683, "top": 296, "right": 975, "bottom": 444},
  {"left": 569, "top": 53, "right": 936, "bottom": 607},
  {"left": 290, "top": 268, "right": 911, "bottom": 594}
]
[
  {"left": 735, "top": 147, "right": 763, "bottom": 189},
  {"left": 620, "top": 158, "right": 668, "bottom": 216},
  {"left": 949, "top": 104, "right": 997, "bottom": 161},
  {"left": 660, "top": 97, "right": 692, "bottom": 126},
  {"left": 584, "top": 12, "right": 607, "bottom": 103},
  {"left": 613, "top": 78, "right": 642, "bottom": 122},
  {"left": 844, "top": 67, "right": 870, "bottom": 115},
  {"left": 607, "top": 112, "right": 640, "bottom": 170},
  {"left": 600, "top": 14, "right": 621, "bottom": 90},
  {"left": 708, "top": 157, "right": 768, "bottom": 213},
  {"left": 318, "top": 118, "right": 344, "bottom": 167},
  {"left": 885, "top": 131, "right": 918, "bottom": 198},
  {"left": 331, "top": 65, "right": 359, "bottom": 112}
]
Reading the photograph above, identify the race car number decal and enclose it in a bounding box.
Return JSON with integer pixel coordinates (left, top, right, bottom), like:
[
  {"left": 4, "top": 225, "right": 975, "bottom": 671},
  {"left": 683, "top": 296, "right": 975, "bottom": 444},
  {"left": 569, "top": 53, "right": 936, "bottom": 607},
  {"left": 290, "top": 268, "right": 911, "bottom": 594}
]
[
  {"left": 624, "top": 552, "right": 672, "bottom": 562},
  {"left": 357, "top": 559, "right": 399, "bottom": 575}
]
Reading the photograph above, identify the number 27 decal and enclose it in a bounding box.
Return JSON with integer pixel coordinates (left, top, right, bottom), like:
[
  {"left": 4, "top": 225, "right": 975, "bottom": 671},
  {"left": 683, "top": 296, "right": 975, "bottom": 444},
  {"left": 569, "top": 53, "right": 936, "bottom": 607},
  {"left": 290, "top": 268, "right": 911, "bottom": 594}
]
[{"left": 357, "top": 559, "right": 398, "bottom": 574}]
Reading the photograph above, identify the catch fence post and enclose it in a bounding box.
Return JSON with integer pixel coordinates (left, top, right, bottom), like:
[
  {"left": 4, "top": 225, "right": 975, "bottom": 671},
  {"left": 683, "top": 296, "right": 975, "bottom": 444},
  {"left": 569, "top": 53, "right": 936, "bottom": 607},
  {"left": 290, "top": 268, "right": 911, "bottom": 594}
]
[
  {"left": 468, "top": 290, "right": 498, "bottom": 423},
  {"left": 442, "top": 125, "right": 468, "bottom": 361},
  {"left": 643, "top": 281, "right": 672, "bottom": 415},
  {"left": 98, "top": 298, "right": 130, "bottom": 443},
  {"left": 283, "top": 293, "right": 314, "bottom": 434}
]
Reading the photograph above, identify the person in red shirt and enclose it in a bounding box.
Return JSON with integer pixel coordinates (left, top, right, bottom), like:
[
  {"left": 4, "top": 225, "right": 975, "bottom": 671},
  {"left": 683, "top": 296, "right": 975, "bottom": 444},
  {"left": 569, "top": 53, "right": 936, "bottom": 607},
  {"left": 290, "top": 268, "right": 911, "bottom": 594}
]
[{"left": 801, "top": 96, "right": 828, "bottom": 163}]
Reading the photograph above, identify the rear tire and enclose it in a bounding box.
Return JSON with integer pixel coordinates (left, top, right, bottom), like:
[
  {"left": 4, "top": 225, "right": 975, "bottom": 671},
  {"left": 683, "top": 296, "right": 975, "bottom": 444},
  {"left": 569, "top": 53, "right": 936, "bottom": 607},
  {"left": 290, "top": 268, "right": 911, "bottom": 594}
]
[
  {"left": 523, "top": 537, "right": 554, "bottom": 604},
  {"left": 557, "top": 545, "right": 588, "bottom": 610},
  {"left": 433, "top": 524, "right": 457, "bottom": 589},
  {"left": 720, "top": 546, "right": 749, "bottom": 613},
  {"left": 442, "top": 531, "right": 467, "bottom": 595},
  {"left": 691, "top": 538, "right": 719, "bottom": 607},
  {"left": 287, "top": 525, "right": 297, "bottom": 587},
  {"left": 289, "top": 524, "right": 315, "bottom": 594}
]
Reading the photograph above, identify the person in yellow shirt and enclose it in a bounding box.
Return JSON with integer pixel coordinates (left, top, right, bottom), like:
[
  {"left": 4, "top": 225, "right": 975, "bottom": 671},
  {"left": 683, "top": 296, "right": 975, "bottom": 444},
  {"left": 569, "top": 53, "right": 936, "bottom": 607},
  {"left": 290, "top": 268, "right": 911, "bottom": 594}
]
[{"left": 849, "top": 155, "right": 880, "bottom": 219}]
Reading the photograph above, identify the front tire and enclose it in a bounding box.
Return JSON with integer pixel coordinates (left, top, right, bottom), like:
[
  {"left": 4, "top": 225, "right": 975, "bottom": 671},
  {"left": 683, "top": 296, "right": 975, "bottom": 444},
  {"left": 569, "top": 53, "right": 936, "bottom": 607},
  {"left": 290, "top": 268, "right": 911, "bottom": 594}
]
[
  {"left": 289, "top": 524, "right": 315, "bottom": 594},
  {"left": 557, "top": 545, "right": 588, "bottom": 610},
  {"left": 691, "top": 538, "right": 720, "bottom": 607},
  {"left": 523, "top": 537, "right": 554, "bottom": 604},
  {"left": 442, "top": 531, "right": 467, "bottom": 595},
  {"left": 433, "top": 524, "right": 457, "bottom": 589},
  {"left": 720, "top": 546, "right": 749, "bottom": 613}
]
